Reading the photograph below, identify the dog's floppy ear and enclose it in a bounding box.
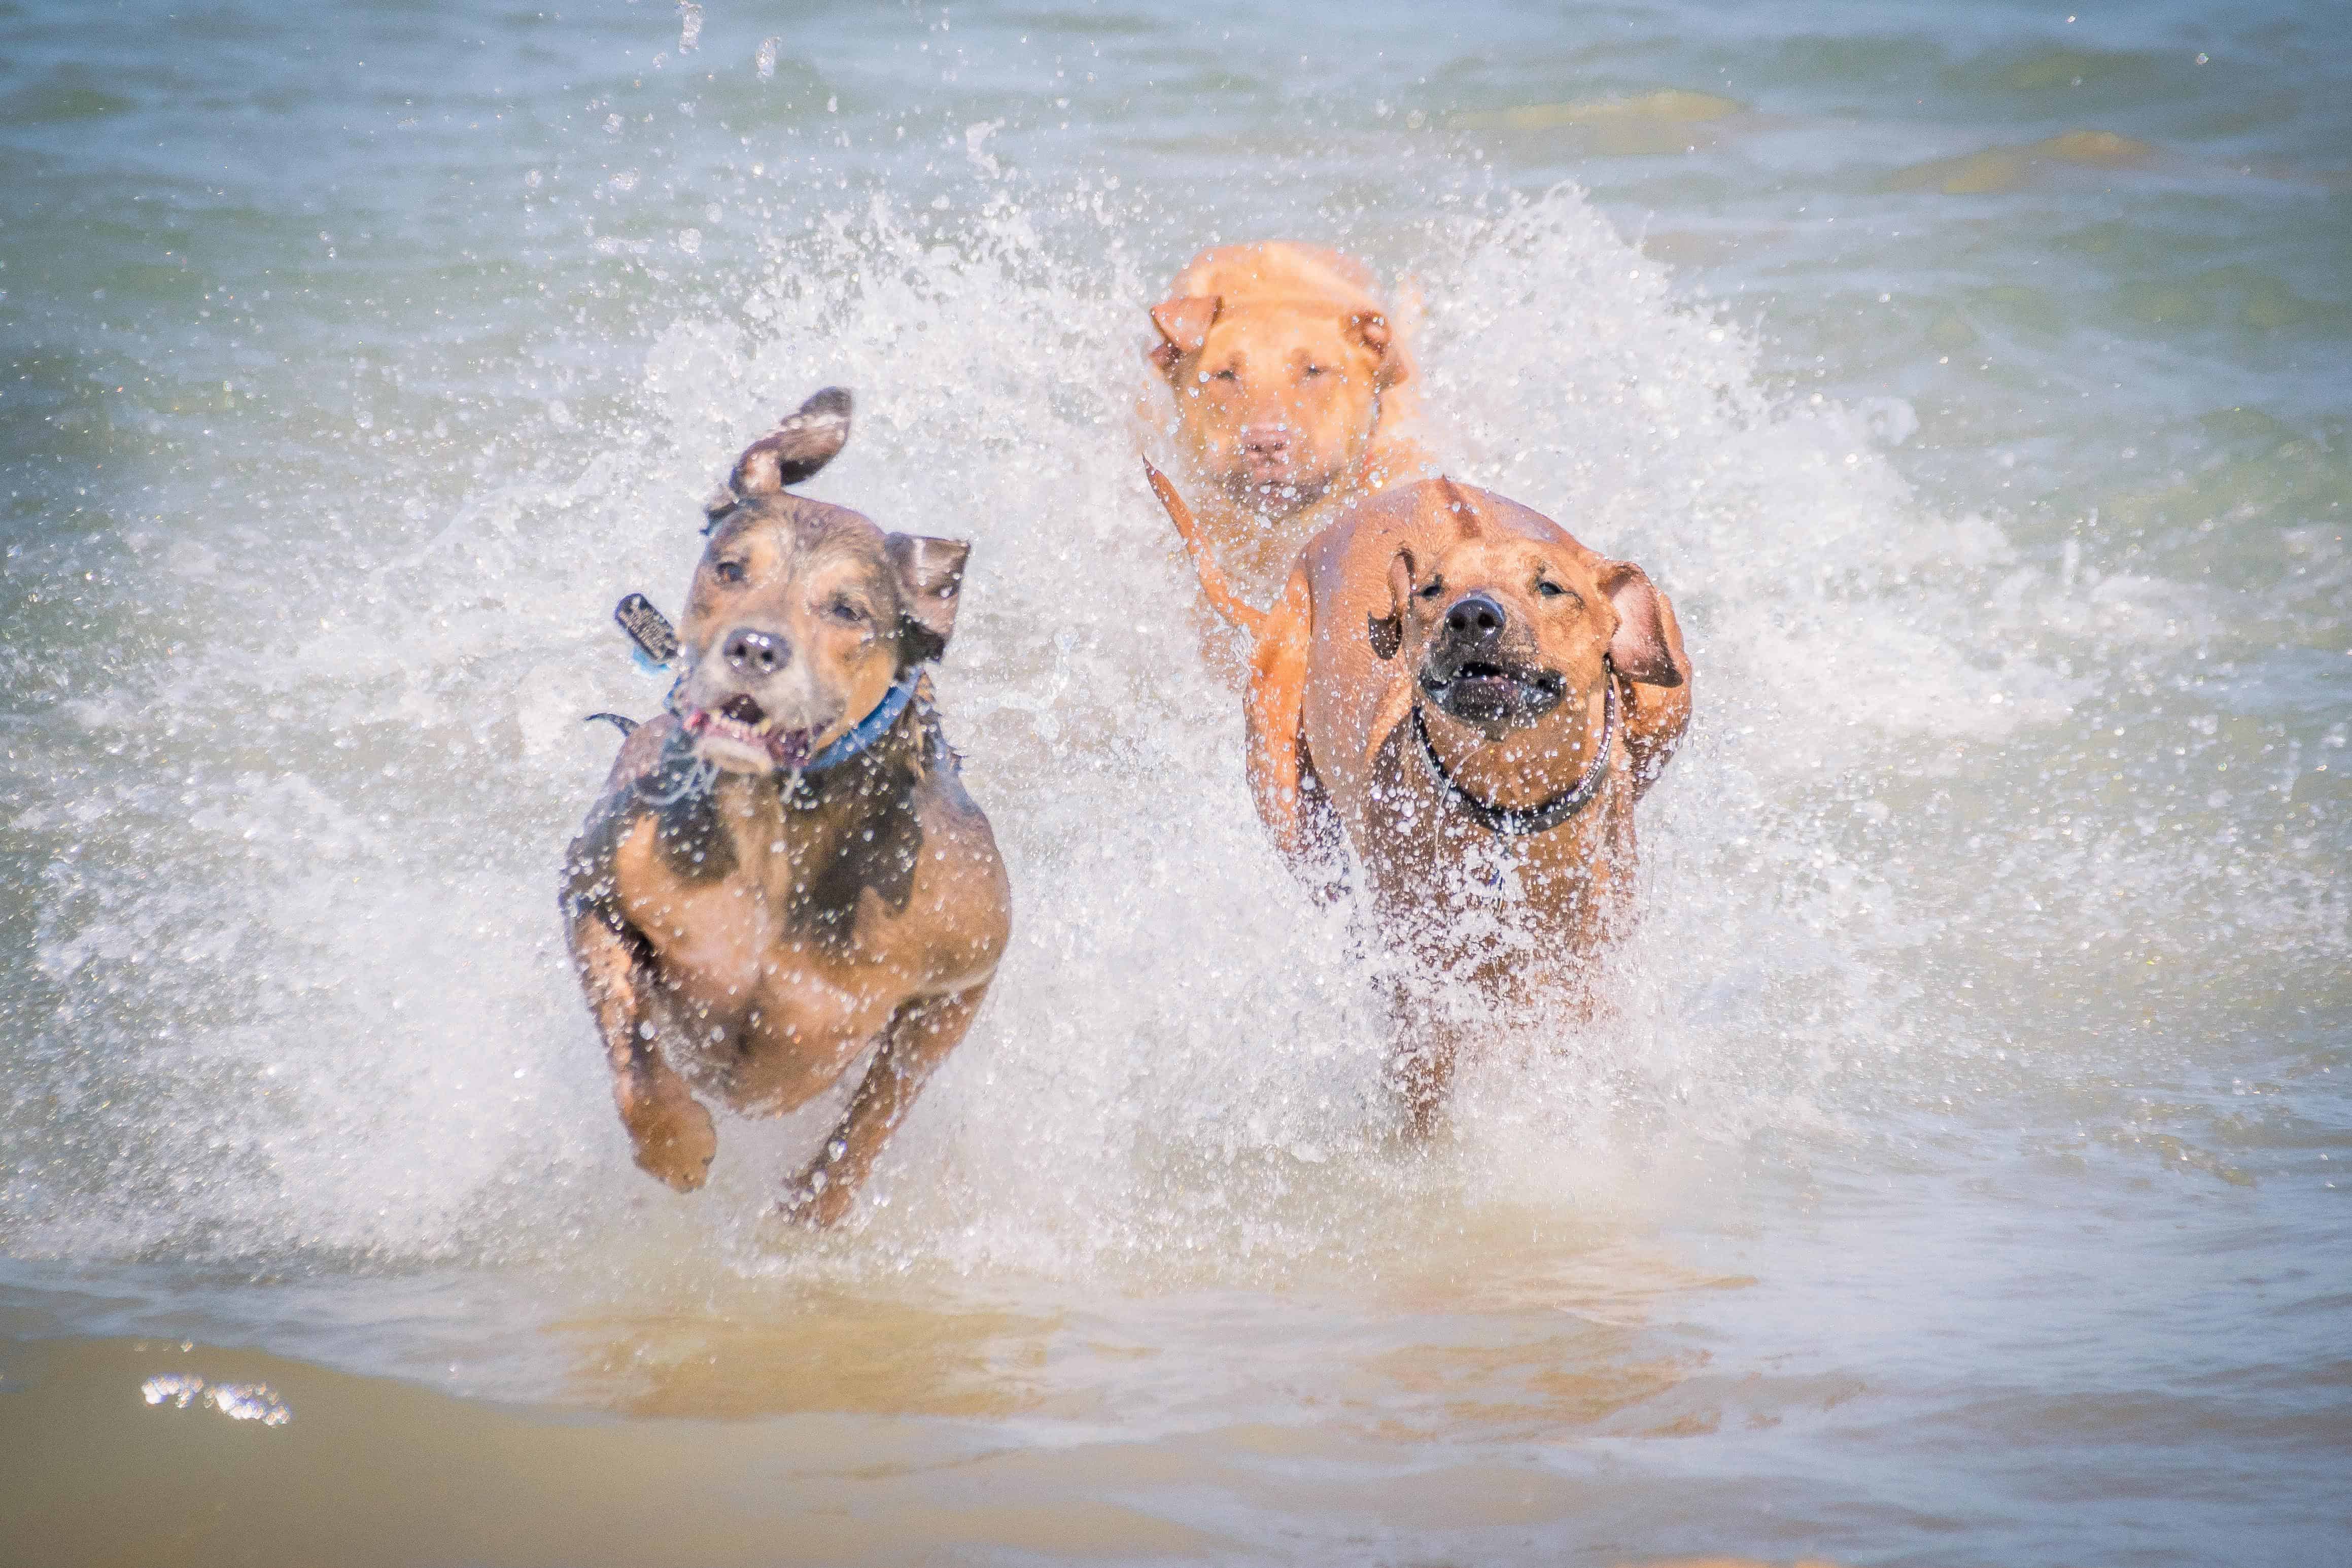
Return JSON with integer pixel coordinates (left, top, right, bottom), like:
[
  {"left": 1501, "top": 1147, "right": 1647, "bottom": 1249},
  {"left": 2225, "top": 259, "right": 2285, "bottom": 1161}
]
[
  {"left": 1367, "top": 546, "right": 1415, "bottom": 660},
  {"left": 1343, "top": 309, "right": 1408, "bottom": 387},
  {"left": 714, "top": 387, "right": 853, "bottom": 516},
  {"left": 1599, "top": 560, "right": 1682, "bottom": 686},
  {"left": 1148, "top": 295, "right": 1220, "bottom": 376},
  {"left": 887, "top": 533, "right": 969, "bottom": 665}
]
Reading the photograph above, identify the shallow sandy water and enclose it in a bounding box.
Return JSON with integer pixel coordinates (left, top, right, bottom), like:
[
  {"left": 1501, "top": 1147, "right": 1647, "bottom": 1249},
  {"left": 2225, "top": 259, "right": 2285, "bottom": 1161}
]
[{"left": 2, "top": 1, "right": 2346, "bottom": 1563}]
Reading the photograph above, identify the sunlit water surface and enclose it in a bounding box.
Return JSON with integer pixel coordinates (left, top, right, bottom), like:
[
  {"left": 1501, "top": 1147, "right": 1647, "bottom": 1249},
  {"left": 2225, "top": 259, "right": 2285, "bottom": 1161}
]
[{"left": 2, "top": 2, "right": 2346, "bottom": 1563}]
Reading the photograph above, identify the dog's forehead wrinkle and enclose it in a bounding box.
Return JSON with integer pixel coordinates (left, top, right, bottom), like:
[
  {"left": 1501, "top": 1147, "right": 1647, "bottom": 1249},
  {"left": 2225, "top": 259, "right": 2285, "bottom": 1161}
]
[
  {"left": 701, "top": 509, "right": 771, "bottom": 554},
  {"left": 1206, "top": 303, "right": 1355, "bottom": 358},
  {"left": 797, "top": 522, "right": 893, "bottom": 583},
  {"left": 715, "top": 500, "right": 894, "bottom": 583}
]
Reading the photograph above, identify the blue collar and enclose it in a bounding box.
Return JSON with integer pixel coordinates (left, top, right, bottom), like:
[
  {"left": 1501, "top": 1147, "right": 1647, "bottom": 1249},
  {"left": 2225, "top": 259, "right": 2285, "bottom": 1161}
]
[{"left": 803, "top": 673, "right": 919, "bottom": 776}]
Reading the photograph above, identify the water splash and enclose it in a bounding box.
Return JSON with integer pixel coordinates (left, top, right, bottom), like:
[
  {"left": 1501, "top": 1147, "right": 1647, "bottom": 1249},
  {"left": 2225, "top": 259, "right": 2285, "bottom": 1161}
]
[{"left": 0, "top": 173, "right": 2324, "bottom": 1287}]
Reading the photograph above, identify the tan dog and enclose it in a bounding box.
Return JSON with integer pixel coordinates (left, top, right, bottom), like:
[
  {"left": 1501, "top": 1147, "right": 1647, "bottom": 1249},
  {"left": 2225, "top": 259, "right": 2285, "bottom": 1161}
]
[
  {"left": 1145, "top": 242, "right": 1433, "bottom": 610},
  {"left": 1148, "top": 466, "right": 1692, "bottom": 1129},
  {"left": 563, "top": 390, "right": 1010, "bottom": 1226}
]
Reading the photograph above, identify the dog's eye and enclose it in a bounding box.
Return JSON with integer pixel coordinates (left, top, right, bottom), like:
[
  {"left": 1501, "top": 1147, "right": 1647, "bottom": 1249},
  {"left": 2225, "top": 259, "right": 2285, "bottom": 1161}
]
[
  {"left": 1536, "top": 580, "right": 1566, "bottom": 598},
  {"left": 713, "top": 560, "right": 747, "bottom": 585},
  {"left": 1301, "top": 364, "right": 1327, "bottom": 378},
  {"left": 1416, "top": 579, "right": 1444, "bottom": 600},
  {"left": 1210, "top": 367, "right": 1240, "bottom": 382},
  {"left": 828, "top": 599, "right": 866, "bottom": 624}
]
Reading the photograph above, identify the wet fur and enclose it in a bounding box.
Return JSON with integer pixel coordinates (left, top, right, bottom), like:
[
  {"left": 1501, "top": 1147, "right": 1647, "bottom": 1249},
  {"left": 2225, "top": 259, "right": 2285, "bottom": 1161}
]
[
  {"left": 561, "top": 393, "right": 1009, "bottom": 1226},
  {"left": 1149, "top": 471, "right": 1693, "bottom": 1131}
]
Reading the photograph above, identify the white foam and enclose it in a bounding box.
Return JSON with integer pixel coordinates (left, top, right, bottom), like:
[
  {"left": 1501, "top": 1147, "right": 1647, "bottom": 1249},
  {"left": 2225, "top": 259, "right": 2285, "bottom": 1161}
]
[{"left": 3, "top": 185, "right": 2096, "bottom": 1278}]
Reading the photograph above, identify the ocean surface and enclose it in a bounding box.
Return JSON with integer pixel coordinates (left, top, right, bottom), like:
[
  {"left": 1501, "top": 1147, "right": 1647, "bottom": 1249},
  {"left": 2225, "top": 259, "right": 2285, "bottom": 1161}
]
[{"left": 2, "top": 1, "right": 2347, "bottom": 1563}]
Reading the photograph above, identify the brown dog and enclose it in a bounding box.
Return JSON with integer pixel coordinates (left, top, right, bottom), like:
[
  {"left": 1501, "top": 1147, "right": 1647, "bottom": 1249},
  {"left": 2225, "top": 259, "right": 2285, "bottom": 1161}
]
[
  {"left": 1145, "top": 242, "right": 1433, "bottom": 611},
  {"left": 562, "top": 390, "right": 1010, "bottom": 1226},
  {"left": 1148, "top": 466, "right": 1692, "bottom": 1129}
]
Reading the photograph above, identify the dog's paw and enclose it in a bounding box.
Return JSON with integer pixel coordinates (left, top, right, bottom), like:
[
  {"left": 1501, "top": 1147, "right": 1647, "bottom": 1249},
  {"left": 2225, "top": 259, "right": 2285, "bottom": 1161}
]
[
  {"left": 776, "top": 1160, "right": 855, "bottom": 1229},
  {"left": 624, "top": 1095, "right": 717, "bottom": 1193}
]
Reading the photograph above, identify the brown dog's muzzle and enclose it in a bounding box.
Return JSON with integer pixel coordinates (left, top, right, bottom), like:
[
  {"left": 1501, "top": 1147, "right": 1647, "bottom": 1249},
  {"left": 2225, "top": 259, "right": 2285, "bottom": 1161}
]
[
  {"left": 1237, "top": 423, "right": 1292, "bottom": 476},
  {"left": 1419, "top": 593, "right": 1566, "bottom": 726},
  {"left": 679, "top": 623, "right": 836, "bottom": 772},
  {"left": 1220, "top": 421, "right": 1333, "bottom": 506}
]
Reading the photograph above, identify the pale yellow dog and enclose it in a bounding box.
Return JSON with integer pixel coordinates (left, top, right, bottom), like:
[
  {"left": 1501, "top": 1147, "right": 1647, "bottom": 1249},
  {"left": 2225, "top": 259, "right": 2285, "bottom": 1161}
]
[{"left": 1144, "top": 242, "right": 1433, "bottom": 611}]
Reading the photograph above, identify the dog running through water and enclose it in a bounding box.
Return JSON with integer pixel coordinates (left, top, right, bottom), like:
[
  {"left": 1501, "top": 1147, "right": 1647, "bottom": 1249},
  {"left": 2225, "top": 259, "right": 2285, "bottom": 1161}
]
[
  {"left": 562, "top": 390, "right": 1010, "bottom": 1226},
  {"left": 1148, "top": 465, "right": 1692, "bottom": 1130},
  {"left": 1143, "top": 242, "right": 1434, "bottom": 616}
]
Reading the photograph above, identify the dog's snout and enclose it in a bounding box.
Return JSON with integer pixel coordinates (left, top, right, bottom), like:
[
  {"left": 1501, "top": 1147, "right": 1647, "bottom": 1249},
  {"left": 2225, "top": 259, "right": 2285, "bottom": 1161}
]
[
  {"left": 720, "top": 626, "right": 789, "bottom": 677},
  {"left": 1239, "top": 424, "right": 1291, "bottom": 457},
  {"left": 1444, "top": 593, "right": 1506, "bottom": 642}
]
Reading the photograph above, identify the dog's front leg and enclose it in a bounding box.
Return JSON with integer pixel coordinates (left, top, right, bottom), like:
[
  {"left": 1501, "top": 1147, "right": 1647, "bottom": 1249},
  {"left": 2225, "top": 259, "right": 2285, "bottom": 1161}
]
[
  {"left": 1380, "top": 969, "right": 1463, "bottom": 1139},
  {"left": 568, "top": 910, "right": 717, "bottom": 1193},
  {"left": 779, "top": 985, "right": 988, "bottom": 1228},
  {"left": 1244, "top": 567, "right": 1326, "bottom": 875},
  {"left": 1392, "top": 1025, "right": 1459, "bottom": 1139}
]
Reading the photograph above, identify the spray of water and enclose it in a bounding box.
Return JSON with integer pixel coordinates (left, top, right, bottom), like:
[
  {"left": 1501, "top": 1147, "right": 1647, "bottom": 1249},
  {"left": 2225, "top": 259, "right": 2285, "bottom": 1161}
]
[{"left": 11, "top": 172, "right": 2277, "bottom": 1292}]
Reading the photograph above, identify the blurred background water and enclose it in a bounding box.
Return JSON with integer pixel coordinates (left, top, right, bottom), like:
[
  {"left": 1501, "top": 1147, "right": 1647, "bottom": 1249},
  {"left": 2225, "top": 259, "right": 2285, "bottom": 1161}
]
[{"left": 1, "top": 2, "right": 2346, "bottom": 1564}]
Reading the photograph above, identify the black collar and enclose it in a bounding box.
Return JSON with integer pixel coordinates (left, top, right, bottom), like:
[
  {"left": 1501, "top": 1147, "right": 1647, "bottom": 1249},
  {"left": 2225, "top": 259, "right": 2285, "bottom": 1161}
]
[{"left": 1412, "top": 668, "right": 1617, "bottom": 837}]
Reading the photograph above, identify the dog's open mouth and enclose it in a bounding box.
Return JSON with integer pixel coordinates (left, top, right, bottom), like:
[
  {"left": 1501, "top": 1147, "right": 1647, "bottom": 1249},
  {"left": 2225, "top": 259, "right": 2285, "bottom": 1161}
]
[
  {"left": 681, "top": 693, "right": 817, "bottom": 771},
  {"left": 1420, "top": 660, "right": 1566, "bottom": 724}
]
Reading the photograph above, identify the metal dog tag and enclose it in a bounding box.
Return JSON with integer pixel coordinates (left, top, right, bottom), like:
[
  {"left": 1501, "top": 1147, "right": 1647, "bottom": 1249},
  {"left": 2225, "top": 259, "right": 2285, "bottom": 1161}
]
[{"left": 613, "top": 593, "right": 679, "bottom": 669}]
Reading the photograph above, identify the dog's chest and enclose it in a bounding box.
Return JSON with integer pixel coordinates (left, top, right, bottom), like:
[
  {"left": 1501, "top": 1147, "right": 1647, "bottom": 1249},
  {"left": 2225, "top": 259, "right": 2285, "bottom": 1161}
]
[
  {"left": 614, "top": 815, "right": 906, "bottom": 1048},
  {"left": 1353, "top": 728, "right": 1638, "bottom": 938}
]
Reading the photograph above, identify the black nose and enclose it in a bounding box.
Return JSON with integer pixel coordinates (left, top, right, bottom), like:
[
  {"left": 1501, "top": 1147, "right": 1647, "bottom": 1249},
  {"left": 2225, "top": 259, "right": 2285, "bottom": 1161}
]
[
  {"left": 720, "top": 627, "right": 788, "bottom": 676},
  {"left": 1444, "top": 594, "right": 1506, "bottom": 642}
]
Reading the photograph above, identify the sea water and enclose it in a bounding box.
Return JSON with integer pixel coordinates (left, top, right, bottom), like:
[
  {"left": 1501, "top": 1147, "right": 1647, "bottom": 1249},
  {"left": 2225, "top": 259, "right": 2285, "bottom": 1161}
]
[{"left": 1, "top": 2, "right": 2346, "bottom": 1563}]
